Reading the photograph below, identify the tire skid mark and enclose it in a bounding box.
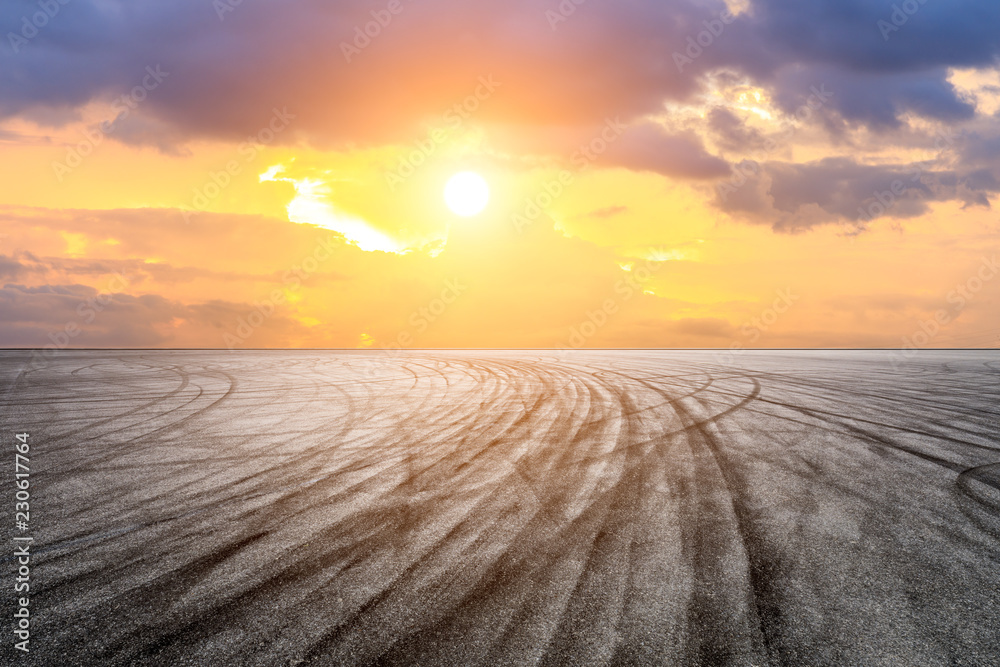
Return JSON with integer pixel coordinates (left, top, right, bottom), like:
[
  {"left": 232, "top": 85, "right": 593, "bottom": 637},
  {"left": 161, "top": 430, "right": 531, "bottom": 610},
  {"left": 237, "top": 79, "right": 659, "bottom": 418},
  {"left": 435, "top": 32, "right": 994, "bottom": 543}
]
[{"left": 8, "top": 350, "right": 1000, "bottom": 666}]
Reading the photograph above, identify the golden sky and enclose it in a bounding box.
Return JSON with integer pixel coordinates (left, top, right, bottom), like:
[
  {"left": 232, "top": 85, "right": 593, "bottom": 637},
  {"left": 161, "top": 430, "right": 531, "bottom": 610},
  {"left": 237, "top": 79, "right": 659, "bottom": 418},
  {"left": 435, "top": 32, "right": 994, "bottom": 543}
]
[{"left": 1, "top": 0, "right": 999, "bottom": 349}]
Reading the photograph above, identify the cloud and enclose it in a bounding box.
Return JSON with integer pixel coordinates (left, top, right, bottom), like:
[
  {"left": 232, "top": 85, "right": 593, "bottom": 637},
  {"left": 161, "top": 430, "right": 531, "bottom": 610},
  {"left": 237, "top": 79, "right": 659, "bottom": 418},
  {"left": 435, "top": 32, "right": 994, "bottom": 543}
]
[
  {"left": 0, "top": 254, "right": 24, "bottom": 280},
  {"left": 960, "top": 130, "right": 1000, "bottom": 166},
  {"left": 744, "top": 0, "right": 1000, "bottom": 74},
  {"left": 0, "top": 281, "right": 313, "bottom": 348},
  {"left": 707, "top": 107, "right": 766, "bottom": 152},
  {"left": 0, "top": 281, "right": 173, "bottom": 347},
  {"left": 603, "top": 123, "right": 730, "bottom": 179},
  {"left": 770, "top": 66, "right": 975, "bottom": 129},
  {"left": 0, "top": 0, "right": 715, "bottom": 149},
  {"left": 3, "top": 0, "right": 1000, "bottom": 152},
  {"left": 715, "top": 156, "right": 1000, "bottom": 231}
]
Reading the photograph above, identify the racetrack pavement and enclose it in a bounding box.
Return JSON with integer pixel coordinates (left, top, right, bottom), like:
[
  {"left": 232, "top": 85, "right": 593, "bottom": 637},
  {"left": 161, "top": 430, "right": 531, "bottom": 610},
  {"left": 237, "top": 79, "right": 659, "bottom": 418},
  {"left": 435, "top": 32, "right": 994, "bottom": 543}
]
[{"left": 1, "top": 349, "right": 998, "bottom": 666}]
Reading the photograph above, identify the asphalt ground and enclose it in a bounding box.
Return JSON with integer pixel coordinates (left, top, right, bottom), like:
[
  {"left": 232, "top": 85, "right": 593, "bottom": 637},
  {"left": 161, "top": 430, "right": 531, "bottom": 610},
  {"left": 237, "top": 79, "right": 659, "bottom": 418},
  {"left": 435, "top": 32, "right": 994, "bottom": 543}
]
[{"left": 1, "top": 349, "right": 998, "bottom": 666}]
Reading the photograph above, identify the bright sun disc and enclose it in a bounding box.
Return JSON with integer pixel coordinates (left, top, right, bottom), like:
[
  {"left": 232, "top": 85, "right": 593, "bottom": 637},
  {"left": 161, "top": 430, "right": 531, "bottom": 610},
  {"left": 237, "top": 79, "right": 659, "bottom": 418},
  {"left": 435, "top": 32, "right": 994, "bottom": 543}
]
[{"left": 444, "top": 171, "right": 490, "bottom": 216}]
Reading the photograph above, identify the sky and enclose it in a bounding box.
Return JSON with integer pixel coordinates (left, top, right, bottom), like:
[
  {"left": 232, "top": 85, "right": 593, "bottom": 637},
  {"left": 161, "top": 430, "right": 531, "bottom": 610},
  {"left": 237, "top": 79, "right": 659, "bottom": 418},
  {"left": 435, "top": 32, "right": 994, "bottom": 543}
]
[{"left": 1, "top": 0, "right": 999, "bottom": 350}]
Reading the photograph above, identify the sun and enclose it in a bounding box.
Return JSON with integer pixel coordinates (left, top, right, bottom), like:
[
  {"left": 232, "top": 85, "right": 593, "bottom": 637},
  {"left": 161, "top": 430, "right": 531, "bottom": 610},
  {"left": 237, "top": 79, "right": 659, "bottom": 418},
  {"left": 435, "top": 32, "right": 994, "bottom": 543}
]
[{"left": 444, "top": 171, "right": 490, "bottom": 217}]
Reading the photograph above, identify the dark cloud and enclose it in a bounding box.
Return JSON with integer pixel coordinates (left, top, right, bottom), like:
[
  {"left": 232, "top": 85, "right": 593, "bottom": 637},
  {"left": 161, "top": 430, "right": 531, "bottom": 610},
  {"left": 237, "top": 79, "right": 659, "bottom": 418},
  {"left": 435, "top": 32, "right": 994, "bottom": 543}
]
[
  {"left": 960, "top": 131, "right": 1000, "bottom": 166},
  {"left": 0, "top": 282, "right": 307, "bottom": 348},
  {"left": 707, "top": 107, "right": 766, "bottom": 152},
  {"left": 725, "top": 0, "right": 1000, "bottom": 129},
  {"left": 604, "top": 124, "right": 730, "bottom": 179},
  {"left": 769, "top": 66, "right": 975, "bottom": 129},
  {"left": 0, "top": 0, "right": 714, "bottom": 148},
  {"left": 5, "top": 0, "right": 998, "bottom": 148},
  {"left": 745, "top": 0, "right": 1000, "bottom": 74},
  {"left": 0, "top": 254, "right": 24, "bottom": 280},
  {"left": 3, "top": 0, "right": 1000, "bottom": 223},
  {"left": 0, "top": 281, "right": 173, "bottom": 347},
  {"left": 715, "top": 156, "right": 1000, "bottom": 231}
]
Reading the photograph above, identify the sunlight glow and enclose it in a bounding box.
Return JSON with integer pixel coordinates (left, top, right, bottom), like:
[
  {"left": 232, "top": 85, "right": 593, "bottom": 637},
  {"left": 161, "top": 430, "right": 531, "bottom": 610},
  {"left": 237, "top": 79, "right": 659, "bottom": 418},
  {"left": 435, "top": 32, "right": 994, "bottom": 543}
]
[
  {"left": 444, "top": 171, "right": 490, "bottom": 217},
  {"left": 261, "top": 170, "right": 402, "bottom": 253}
]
